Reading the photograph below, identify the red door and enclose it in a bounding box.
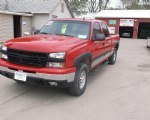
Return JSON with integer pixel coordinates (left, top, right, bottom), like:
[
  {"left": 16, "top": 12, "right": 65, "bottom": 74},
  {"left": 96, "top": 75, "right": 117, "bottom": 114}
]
[
  {"left": 91, "top": 22, "right": 106, "bottom": 68},
  {"left": 100, "top": 22, "right": 112, "bottom": 59}
]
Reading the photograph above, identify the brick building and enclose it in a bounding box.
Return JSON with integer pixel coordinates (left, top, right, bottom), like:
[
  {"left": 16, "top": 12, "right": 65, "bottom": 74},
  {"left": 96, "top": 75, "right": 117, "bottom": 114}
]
[{"left": 95, "top": 10, "right": 150, "bottom": 39}]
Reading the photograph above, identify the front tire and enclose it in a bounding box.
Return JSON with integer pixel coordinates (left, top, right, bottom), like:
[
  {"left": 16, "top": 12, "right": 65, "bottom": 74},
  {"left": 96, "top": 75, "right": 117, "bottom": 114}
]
[
  {"left": 69, "top": 64, "right": 88, "bottom": 96},
  {"left": 108, "top": 49, "right": 117, "bottom": 65}
]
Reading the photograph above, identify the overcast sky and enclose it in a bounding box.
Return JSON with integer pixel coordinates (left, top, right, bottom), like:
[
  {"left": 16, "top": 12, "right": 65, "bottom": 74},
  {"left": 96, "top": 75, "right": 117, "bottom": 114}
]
[{"left": 108, "top": 0, "right": 121, "bottom": 7}]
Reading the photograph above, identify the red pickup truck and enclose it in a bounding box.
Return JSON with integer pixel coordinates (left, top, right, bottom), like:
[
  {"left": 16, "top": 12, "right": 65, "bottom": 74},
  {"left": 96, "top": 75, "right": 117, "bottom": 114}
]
[{"left": 0, "top": 18, "right": 120, "bottom": 96}]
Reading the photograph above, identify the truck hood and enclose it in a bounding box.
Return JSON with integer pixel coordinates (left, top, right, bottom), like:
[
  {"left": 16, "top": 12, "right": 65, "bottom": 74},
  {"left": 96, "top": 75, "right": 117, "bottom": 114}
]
[{"left": 5, "top": 35, "right": 87, "bottom": 53}]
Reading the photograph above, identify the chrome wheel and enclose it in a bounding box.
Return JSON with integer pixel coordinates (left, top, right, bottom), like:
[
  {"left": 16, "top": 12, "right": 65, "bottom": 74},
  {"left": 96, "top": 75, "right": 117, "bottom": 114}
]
[
  {"left": 79, "top": 71, "right": 86, "bottom": 89},
  {"left": 69, "top": 64, "right": 88, "bottom": 96},
  {"left": 108, "top": 49, "right": 117, "bottom": 65},
  {"left": 113, "top": 51, "right": 116, "bottom": 62}
]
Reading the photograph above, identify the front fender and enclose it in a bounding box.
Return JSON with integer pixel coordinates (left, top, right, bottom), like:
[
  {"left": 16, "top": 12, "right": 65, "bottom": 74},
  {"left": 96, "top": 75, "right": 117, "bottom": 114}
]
[{"left": 74, "top": 52, "right": 92, "bottom": 66}]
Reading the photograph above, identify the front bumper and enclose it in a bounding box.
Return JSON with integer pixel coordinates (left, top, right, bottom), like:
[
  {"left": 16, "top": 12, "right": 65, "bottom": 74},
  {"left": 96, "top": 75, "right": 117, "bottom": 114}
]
[
  {"left": 0, "top": 66, "right": 75, "bottom": 87},
  {"left": 0, "top": 59, "right": 76, "bottom": 87}
]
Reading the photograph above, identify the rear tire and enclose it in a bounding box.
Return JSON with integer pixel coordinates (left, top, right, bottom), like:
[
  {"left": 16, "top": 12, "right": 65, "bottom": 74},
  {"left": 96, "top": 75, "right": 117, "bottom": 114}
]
[
  {"left": 69, "top": 64, "right": 88, "bottom": 96},
  {"left": 108, "top": 49, "right": 117, "bottom": 65}
]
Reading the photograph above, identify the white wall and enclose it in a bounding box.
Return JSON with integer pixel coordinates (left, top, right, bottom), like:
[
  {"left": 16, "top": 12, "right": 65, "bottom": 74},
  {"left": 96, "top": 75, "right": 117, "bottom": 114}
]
[
  {"left": 32, "top": 13, "right": 49, "bottom": 30},
  {"left": 22, "top": 16, "right": 32, "bottom": 36},
  {"left": 0, "top": 14, "right": 14, "bottom": 41},
  {"left": 49, "top": 0, "right": 72, "bottom": 19},
  {"left": 32, "top": 0, "right": 73, "bottom": 31}
]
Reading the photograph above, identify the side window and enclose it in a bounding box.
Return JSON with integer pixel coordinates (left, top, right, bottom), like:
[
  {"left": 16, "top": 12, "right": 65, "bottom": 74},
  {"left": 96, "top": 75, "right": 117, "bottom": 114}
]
[
  {"left": 93, "top": 23, "right": 102, "bottom": 39},
  {"left": 101, "top": 23, "right": 109, "bottom": 37}
]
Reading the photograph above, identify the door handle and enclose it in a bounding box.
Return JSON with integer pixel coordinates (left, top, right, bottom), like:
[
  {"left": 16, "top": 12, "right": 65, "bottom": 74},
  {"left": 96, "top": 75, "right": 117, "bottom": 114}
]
[{"left": 102, "top": 43, "right": 105, "bottom": 46}]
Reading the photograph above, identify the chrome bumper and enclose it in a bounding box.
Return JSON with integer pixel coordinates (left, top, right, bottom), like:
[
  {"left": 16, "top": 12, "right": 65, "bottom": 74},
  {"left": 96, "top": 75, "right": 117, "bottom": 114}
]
[{"left": 0, "top": 66, "right": 75, "bottom": 82}]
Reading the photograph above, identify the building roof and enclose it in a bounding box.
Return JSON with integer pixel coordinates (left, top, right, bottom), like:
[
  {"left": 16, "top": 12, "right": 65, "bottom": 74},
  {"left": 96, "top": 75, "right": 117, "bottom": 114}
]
[
  {"left": 6, "top": 0, "right": 74, "bottom": 17},
  {"left": 0, "top": 10, "right": 32, "bottom": 16},
  {"left": 7, "top": 0, "right": 60, "bottom": 13},
  {"left": 95, "top": 10, "right": 150, "bottom": 19}
]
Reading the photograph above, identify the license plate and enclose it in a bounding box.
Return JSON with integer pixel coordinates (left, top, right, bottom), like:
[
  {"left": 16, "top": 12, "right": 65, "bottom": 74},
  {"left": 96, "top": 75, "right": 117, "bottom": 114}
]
[{"left": 14, "top": 71, "right": 27, "bottom": 81}]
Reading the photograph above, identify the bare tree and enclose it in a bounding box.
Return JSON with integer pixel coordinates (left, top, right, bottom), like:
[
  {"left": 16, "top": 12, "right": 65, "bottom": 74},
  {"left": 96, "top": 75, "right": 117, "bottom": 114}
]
[
  {"left": 68, "top": 0, "right": 110, "bottom": 15},
  {"left": 120, "top": 0, "right": 150, "bottom": 9},
  {"left": 121, "top": 0, "right": 150, "bottom": 6},
  {"left": 104, "top": 0, "right": 109, "bottom": 10},
  {"left": 120, "top": 0, "right": 141, "bottom": 9},
  {"left": 87, "top": 0, "right": 103, "bottom": 12},
  {"left": 68, "top": 0, "right": 87, "bottom": 15},
  {"left": 87, "top": 0, "right": 110, "bottom": 12},
  {"left": 141, "top": 0, "right": 150, "bottom": 4}
]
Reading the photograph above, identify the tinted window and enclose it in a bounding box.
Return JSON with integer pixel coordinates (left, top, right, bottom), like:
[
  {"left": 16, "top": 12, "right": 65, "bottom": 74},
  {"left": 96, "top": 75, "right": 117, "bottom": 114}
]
[
  {"left": 93, "top": 23, "right": 101, "bottom": 40},
  {"left": 101, "top": 23, "right": 109, "bottom": 37},
  {"left": 40, "top": 20, "right": 90, "bottom": 40}
]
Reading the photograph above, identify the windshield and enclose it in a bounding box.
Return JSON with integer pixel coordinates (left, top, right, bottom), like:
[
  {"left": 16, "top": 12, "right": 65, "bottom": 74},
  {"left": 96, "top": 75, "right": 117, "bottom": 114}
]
[{"left": 39, "top": 20, "right": 90, "bottom": 40}]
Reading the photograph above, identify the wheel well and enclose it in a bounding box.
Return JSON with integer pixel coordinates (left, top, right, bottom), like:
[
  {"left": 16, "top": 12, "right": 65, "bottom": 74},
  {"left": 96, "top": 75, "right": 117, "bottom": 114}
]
[{"left": 78, "top": 57, "right": 91, "bottom": 70}]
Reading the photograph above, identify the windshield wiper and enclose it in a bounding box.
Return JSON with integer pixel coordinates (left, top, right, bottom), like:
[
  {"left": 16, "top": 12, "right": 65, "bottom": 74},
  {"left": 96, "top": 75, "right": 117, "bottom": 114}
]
[
  {"left": 39, "top": 32, "right": 50, "bottom": 35},
  {"left": 55, "top": 34, "right": 74, "bottom": 37}
]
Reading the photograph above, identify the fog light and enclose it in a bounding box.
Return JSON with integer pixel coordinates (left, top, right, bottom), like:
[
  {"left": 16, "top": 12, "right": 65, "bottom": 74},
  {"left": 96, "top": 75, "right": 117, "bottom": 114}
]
[
  {"left": 49, "top": 82, "right": 58, "bottom": 86},
  {"left": 47, "top": 62, "right": 65, "bottom": 68},
  {"left": 2, "top": 54, "right": 8, "bottom": 60}
]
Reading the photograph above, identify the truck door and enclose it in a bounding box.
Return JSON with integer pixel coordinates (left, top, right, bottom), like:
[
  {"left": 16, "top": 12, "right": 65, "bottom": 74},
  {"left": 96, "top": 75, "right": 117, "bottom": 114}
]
[
  {"left": 100, "top": 22, "right": 112, "bottom": 59},
  {"left": 91, "top": 22, "right": 106, "bottom": 68}
]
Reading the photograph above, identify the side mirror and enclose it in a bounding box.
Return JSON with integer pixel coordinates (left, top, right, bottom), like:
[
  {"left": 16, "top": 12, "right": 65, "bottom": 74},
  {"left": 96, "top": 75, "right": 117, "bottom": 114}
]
[
  {"left": 34, "top": 29, "right": 40, "bottom": 34},
  {"left": 94, "top": 34, "right": 105, "bottom": 41}
]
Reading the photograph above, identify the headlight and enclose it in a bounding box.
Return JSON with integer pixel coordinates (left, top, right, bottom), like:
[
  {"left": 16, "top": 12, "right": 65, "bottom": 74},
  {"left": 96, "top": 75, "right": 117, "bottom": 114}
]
[
  {"left": 47, "top": 52, "right": 66, "bottom": 68},
  {"left": 0, "top": 44, "right": 8, "bottom": 60},
  {"left": 1, "top": 45, "right": 7, "bottom": 51},
  {"left": 49, "top": 52, "right": 66, "bottom": 59}
]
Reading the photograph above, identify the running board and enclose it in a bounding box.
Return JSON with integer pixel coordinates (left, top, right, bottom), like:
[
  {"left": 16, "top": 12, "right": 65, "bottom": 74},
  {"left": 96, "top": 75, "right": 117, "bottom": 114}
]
[{"left": 90, "top": 61, "right": 109, "bottom": 75}]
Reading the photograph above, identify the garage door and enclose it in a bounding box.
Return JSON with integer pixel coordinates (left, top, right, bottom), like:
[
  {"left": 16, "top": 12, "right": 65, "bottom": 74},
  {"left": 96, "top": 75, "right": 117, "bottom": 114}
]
[
  {"left": 0, "top": 14, "right": 14, "bottom": 42},
  {"left": 119, "top": 27, "right": 134, "bottom": 38},
  {"left": 138, "top": 22, "right": 150, "bottom": 39}
]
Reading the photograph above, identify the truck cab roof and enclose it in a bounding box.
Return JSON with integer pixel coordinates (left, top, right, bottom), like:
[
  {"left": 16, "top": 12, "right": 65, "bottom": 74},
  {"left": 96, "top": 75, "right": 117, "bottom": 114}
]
[{"left": 52, "top": 18, "right": 105, "bottom": 24}]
